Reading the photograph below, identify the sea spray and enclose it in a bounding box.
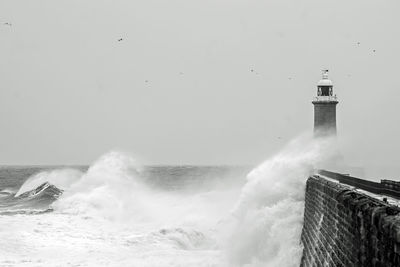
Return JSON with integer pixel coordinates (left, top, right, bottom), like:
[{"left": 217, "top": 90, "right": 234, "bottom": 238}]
[
  {"left": 6, "top": 135, "right": 337, "bottom": 266},
  {"left": 220, "top": 134, "right": 336, "bottom": 267},
  {"left": 15, "top": 169, "right": 83, "bottom": 197},
  {"left": 2, "top": 155, "right": 236, "bottom": 266},
  {"left": 52, "top": 151, "right": 149, "bottom": 221},
  {"left": 49, "top": 150, "right": 239, "bottom": 239}
]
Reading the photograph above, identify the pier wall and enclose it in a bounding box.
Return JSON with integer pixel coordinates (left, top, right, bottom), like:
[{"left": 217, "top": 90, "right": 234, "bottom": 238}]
[{"left": 300, "top": 174, "right": 400, "bottom": 266}]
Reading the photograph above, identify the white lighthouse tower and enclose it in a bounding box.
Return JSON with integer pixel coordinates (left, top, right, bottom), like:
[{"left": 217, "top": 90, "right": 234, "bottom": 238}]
[{"left": 312, "top": 70, "right": 339, "bottom": 137}]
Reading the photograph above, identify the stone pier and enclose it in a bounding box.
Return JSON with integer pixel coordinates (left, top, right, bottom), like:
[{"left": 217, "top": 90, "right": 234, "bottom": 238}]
[{"left": 300, "top": 173, "right": 400, "bottom": 267}]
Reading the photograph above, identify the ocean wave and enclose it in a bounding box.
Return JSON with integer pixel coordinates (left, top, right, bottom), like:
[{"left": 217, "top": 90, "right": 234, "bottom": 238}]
[
  {"left": 0, "top": 182, "right": 63, "bottom": 215},
  {"left": 15, "top": 169, "right": 83, "bottom": 197},
  {"left": 3, "top": 137, "right": 337, "bottom": 266},
  {"left": 0, "top": 208, "right": 54, "bottom": 216},
  {"left": 0, "top": 188, "right": 15, "bottom": 195},
  {"left": 0, "top": 188, "right": 15, "bottom": 198},
  {"left": 16, "top": 182, "right": 62, "bottom": 199},
  {"left": 218, "top": 134, "right": 336, "bottom": 267}
]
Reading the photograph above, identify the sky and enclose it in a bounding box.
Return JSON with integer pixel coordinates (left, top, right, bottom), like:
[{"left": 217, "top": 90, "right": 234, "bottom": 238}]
[{"left": 0, "top": 0, "right": 399, "bottom": 167}]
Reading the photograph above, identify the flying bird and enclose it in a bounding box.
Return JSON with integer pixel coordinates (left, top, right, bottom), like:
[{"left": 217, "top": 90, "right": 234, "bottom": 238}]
[
  {"left": 118, "top": 38, "right": 123, "bottom": 42},
  {"left": 372, "top": 49, "right": 376, "bottom": 52},
  {"left": 3, "top": 22, "right": 12, "bottom": 26}
]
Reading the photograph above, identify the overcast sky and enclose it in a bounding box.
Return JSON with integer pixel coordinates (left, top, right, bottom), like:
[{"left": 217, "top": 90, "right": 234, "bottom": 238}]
[{"left": 0, "top": 0, "right": 399, "bottom": 166}]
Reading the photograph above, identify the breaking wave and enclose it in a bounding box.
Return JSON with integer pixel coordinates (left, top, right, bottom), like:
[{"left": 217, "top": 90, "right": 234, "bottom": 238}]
[
  {"left": 219, "top": 134, "right": 336, "bottom": 266},
  {"left": 6, "top": 135, "right": 335, "bottom": 266},
  {"left": 0, "top": 182, "right": 63, "bottom": 215},
  {"left": 15, "top": 169, "right": 83, "bottom": 197}
]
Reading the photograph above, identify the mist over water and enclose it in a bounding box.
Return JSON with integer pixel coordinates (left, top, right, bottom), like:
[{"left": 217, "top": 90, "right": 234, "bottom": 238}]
[
  {"left": 0, "top": 134, "right": 335, "bottom": 266},
  {"left": 221, "top": 135, "right": 336, "bottom": 266}
]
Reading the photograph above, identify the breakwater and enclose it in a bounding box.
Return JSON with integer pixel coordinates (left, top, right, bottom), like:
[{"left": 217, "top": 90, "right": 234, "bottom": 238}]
[{"left": 300, "top": 171, "right": 400, "bottom": 266}]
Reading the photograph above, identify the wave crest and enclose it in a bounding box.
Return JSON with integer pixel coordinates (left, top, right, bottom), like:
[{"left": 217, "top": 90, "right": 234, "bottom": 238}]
[
  {"left": 52, "top": 151, "right": 146, "bottom": 221},
  {"left": 15, "top": 169, "right": 83, "bottom": 197},
  {"left": 17, "top": 182, "right": 62, "bottom": 199},
  {"left": 219, "top": 134, "right": 336, "bottom": 267}
]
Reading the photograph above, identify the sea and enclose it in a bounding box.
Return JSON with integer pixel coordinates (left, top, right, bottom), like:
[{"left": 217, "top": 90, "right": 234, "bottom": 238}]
[{"left": 0, "top": 136, "right": 327, "bottom": 267}]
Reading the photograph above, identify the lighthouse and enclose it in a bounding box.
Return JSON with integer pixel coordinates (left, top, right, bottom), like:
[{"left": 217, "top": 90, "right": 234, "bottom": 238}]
[{"left": 312, "top": 70, "right": 338, "bottom": 137}]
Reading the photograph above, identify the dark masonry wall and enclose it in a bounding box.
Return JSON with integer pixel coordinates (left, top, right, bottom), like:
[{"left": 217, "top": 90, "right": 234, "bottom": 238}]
[{"left": 300, "top": 175, "right": 400, "bottom": 267}]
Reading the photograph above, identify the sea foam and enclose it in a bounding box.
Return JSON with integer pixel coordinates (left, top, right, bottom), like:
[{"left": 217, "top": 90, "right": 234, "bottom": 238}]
[
  {"left": 219, "top": 134, "right": 335, "bottom": 266},
  {"left": 4, "top": 135, "right": 335, "bottom": 266}
]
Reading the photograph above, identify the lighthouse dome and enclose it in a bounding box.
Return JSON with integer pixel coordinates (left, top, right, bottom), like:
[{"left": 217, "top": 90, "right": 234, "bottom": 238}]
[{"left": 318, "top": 69, "right": 333, "bottom": 86}]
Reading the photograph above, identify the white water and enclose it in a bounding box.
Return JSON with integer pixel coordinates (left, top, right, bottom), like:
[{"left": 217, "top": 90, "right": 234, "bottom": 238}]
[
  {"left": 219, "top": 135, "right": 335, "bottom": 266},
  {"left": 0, "top": 135, "right": 335, "bottom": 266},
  {"left": 15, "top": 168, "right": 83, "bottom": 197}
]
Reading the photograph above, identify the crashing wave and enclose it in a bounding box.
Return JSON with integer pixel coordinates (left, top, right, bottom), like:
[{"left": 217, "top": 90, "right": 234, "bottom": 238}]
[
  {"left": 0, "top": 182, "right": 64, "bottom": 215},
  {"left": 16, "top": 182, "right": 63, "bottom": 199},
  {"left": 15, "top": 168, "right": 82, "bottom": 197}
]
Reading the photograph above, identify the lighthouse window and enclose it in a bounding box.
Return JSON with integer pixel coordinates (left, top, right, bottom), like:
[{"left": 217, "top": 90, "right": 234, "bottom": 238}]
[{"left": 321, "top": 86, "right": 330, "bottom": 96}]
